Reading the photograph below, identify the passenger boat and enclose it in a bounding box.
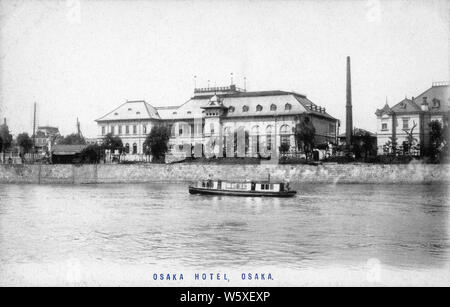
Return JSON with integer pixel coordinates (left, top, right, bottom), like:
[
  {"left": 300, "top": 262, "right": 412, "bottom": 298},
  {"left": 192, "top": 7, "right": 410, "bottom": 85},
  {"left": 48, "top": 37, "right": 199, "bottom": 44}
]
[{"left": 188, "top": 179, "right": 297, "bottom": 197}]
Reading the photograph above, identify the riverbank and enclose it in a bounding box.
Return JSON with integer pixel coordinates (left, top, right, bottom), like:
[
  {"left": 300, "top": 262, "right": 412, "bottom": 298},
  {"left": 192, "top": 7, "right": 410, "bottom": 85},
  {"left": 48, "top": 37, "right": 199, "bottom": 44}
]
[{"left": 0, "top": 163, "right": 448, "bottom": 184}]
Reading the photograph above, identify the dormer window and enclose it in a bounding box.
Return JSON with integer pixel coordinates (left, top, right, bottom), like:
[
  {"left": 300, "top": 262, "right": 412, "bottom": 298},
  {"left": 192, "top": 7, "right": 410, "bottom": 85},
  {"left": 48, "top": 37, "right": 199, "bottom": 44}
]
[
  {"left": 432, "top": 98, "right": 441, "bottom": 108},
  {"left": 256, "top": 105, "right": 263, "bottom": 112},
  {"left": 242, "top": 105, "right": 249, "bottom": 112},
  {"left": 285, "top": 103, "right": 292, "bottom": 111},
  {"left": 228, "top": 106, "right": 235, "bottom": 113},
  {"left": 270, "top": 104, "right": 277, "bottom": 111}
]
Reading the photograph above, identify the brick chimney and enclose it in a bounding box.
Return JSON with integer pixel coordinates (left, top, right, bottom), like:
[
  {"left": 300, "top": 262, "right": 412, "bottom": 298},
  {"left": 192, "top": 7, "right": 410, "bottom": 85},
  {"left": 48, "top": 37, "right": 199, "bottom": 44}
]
[
  {"left": 346, "top": 56, "right": 353, "bottom": 145},
  {"left": 421, "top": 97, "right": 429, "bottom": 111}
]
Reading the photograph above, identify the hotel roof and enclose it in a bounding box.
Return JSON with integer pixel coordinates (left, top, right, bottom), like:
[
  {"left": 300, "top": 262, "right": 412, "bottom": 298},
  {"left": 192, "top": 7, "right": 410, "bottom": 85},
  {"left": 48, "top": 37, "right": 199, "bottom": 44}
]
[
  {"left": 97, "top": 86, "right": 337, "bottom": 122},
  {"left": 96, "top": 100, "right": 161, "bottom": 122}
]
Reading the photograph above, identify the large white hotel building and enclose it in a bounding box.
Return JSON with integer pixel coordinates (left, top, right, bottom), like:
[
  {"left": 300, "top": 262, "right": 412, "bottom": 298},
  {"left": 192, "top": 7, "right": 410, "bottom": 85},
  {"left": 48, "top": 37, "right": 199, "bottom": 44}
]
[{"left": 95, "top": 84, "right": 338, "bottom": 158}]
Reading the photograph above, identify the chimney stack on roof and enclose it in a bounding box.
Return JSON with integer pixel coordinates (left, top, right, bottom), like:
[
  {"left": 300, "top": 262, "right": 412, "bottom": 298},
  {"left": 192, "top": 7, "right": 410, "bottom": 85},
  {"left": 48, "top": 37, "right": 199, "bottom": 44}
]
[{"left": 421, "top": 97, "right": 429, "bottom": 111}]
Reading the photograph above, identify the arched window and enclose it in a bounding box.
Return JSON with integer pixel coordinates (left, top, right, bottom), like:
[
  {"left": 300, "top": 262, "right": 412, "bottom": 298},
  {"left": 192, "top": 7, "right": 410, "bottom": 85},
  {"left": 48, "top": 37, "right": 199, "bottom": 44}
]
[
  {"left": 228, "top": 106, "right": 235, "bottom": 113},
  {"left": 251, "top": 126, "right": 260, "bottom": 156},
  {"left": 125, "top": 143, "right": 130, "bottom": 153},
  {"left": 132, "top": 143, "right": 137, "bottom": 154},
  {"left": 266, "top": 125, "right": 273, "bottom": 150},
  {"left": 242, "top": 105, "right": 249, "bottom": 112},
  {"left": 280, "top": 125, "right": 290, "bottom": 146},
  {"left": 285, "top": 103, "right": 292, "bottom": 111},
  {"left": 256, "top": 105, "right": 263, "bottom": 112},
  {"left": 270, "top": 104, "right": 277, "bottom": 111}
]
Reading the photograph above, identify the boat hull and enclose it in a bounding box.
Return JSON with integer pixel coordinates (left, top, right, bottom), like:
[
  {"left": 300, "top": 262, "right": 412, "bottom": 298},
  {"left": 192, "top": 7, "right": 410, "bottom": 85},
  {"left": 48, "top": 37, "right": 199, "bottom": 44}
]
[{"left": 188, "top": 186, "right": 297, "bottom": 197}]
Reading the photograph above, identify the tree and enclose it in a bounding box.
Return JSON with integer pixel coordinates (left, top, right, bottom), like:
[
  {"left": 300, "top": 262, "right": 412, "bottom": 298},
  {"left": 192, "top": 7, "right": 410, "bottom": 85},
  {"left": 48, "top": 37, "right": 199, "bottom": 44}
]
[
  {"left": 102, "top": 133, "right": 123, "bottom": 152},
  {"left": 16, "top": 133, "right": 33, "bottom": 162},
  {"left": 144, "top": 125, "right": 171, "bottom": 162},
  {"left": 403, "top": 121, "right": 418, "bottom": 155},
  {"left": 361, "top": 132, "right": 374, "bottom": 158},
  {"left": 0, "top": 122, "right": 13, "bottom": 162},
  {"left": 58, "top": 133, "right": 86, "bottom": 145},
  {"left": 80, "top": 144, "right": 104, "bottom": 164},
  {"left": 295, "top": 116, "right": 316, "bottom": 160},
  {"left": 279, "top": 143, "right": 290, "bottom": 154},
  {"left": 429, "top": 120, "right": 443, "bottom": 161},
  {"left": 383, "top": 136, "right": 398, "bottom": 155}
]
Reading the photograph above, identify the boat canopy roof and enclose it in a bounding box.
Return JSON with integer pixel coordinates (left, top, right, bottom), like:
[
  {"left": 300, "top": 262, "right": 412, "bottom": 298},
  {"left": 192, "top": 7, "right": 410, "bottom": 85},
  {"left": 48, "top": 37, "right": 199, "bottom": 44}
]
[{"left": 199, "top": 179, "right": 287, "bottom": 184}]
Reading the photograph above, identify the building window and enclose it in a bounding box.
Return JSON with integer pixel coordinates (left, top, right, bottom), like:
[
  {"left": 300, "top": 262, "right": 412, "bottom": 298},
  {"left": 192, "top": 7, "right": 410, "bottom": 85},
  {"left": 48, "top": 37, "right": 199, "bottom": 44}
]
[
  {"left": 228, "top": 106, "right": 235, "bottom": 113},
  {"left": 102, "top": 126, "right": 105, "bottom": 135},
  {"left": 118, "top": 125, "right": 122, "bottom": 134},
  {"left": 125, "top": 143, "right": 130, "bottom": 153},
  {"left": 133, "top": 125, "right": 137, "bottom": 134},
  {"left": 210, "top": 123, "right": 214, "bottom": 134},
  {"left": 187, "top": 111, "right": 192, "bottom": 115},
  {"left": 126, "top": 125, "right": 129, "bottom": 134},
  {"left": 285, "top": 103, "right": 292, "bottom": 111},
  {"left": 143, "top": 125, "right": 147, "bottom": 134},
  {"left": 132, "top": 143, "right": 137, "bottom": 154},
  {"left": 179, "top": 127, "right": 183, "bottom": 136},
  {"left": 270, "top": 104, "right": 277, "bottom": 111},
  {"left": 328, "top": 123, "right": 334, "bottom": 134},
  {"left": 242, "top": 105, "right": 249, "bottom": 112},
  {"left": 266, "top": 125, "right": 273, "bottom": 150},
  {"left": 432, "top": 98, "right": 440, "bottom": 108},
  {"left": 381, "top": 123, "right": 388, "bottom": 131},
  {"left": 280, "top": 124, "right": 290, "bottom": 146},
  {"left": 402, "top": 118, "right": 409, "bottom": 130},
  {"left": 256, "top": 105, "right": 263, "bottom": 112}
]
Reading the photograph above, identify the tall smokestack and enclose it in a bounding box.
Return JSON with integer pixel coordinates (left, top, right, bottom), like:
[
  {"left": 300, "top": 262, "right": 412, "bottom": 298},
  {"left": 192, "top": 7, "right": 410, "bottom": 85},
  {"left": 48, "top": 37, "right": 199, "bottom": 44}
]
[{"left": 346, "top": 56, "right": 353, "bottom": 146}]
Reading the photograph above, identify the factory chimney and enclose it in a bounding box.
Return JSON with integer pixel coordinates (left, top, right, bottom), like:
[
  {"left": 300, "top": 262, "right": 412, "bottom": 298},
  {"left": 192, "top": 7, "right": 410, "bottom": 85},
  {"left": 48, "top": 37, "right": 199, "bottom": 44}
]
[{"left": 346, "top": 56, "right": 353, "bottom": 146}]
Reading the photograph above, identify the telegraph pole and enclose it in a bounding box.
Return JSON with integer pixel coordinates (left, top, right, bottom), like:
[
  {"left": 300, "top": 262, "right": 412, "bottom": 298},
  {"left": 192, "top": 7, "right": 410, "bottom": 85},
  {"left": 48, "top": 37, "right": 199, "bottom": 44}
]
[{"left": 32, "top": 102, "right": 36, "bottom": 163}]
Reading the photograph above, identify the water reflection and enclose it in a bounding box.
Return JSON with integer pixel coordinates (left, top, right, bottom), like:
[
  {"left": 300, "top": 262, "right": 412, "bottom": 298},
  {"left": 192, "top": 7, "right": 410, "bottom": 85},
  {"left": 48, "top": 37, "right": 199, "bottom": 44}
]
[{"left": 0, "top": 183, "right": 448, "bottom": 271}]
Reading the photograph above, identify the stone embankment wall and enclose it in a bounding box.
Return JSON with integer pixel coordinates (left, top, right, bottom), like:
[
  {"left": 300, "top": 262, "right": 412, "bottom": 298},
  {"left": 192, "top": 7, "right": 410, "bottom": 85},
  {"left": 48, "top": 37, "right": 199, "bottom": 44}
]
[{"left": 0, "top": 163, "right": 448, "bottom": 184}]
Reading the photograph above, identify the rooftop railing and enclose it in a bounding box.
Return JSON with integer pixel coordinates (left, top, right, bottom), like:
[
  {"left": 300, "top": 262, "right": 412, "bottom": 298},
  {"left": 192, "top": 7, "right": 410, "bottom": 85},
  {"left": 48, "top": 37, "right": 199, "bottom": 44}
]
[{"left": 432, "top": 81, "right": 449, "bottom": 87}]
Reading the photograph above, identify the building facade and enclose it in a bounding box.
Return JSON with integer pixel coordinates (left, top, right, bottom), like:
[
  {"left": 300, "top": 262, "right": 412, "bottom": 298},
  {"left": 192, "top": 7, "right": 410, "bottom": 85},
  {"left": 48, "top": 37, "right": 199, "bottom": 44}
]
[
  {"left": 96, "top": 85, "right": 338, "bottom": 158},
  {"left": 375, "top": 82, "right": 450, "bottom": 155},
  {"left": 34, "top": 126, "right": 61, "bottom": 153}
]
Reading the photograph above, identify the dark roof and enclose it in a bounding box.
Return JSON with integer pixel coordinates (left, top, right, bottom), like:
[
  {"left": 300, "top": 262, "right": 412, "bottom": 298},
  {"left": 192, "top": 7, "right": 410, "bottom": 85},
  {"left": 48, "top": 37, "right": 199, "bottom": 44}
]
[
  {"left": 412, "top": 84, "right": 449, "bottom": 113},
  {"left": 390, "top": 98, "right": 421, "bottom": 113},
  {"left": 338, "top": 128, "right": 376, "bottom": 138},
  {"left": 52, "top": 145, "right": 88, "bottom": 155},
  {"left": 376, "top": 83, "right": 449, "bottom": 115},
  {"left": 375, "top": 103, "right": 392, "bottom": 116}
]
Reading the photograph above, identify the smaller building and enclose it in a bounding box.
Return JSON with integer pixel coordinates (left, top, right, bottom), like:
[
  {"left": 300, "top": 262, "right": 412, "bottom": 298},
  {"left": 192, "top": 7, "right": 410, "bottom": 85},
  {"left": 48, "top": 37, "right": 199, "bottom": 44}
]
[
  {"left": 375, "top": 82, "right": 449, "bottom": 155},
  {"left": 34, "top": 126, "right": 61, "bottom": 154},
  {"left": 338, "top": 128, "right": 377, "bottom": 157},
  {"left": 51, "top": 144, "right": 89, "bottom": 164}
]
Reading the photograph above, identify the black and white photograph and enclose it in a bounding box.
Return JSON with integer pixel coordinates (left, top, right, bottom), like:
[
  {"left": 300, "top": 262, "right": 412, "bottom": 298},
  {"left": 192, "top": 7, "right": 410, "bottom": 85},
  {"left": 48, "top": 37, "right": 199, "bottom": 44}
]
[{"left": 0, "top": 0, "right": 449, "bottom": 290}]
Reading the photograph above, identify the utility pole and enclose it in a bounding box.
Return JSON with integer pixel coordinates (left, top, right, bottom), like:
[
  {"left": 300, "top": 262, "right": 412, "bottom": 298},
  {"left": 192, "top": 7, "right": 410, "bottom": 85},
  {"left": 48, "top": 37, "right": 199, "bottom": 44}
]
[{"left": 32, "top": 102, "right": 36, "bottom": 163}]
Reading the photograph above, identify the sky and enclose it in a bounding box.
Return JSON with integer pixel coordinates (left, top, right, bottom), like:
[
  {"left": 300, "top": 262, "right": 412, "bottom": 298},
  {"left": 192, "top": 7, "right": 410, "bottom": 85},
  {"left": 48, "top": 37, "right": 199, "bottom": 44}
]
[{"left": 0, "top": 0, "right": 448, "bottom": 137}]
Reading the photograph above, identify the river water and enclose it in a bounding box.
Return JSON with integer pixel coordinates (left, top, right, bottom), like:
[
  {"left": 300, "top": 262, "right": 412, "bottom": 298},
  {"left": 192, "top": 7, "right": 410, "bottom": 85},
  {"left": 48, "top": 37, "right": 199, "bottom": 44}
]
[{"left": 0, "top": 183, "right": 449, "bottom": 286}]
